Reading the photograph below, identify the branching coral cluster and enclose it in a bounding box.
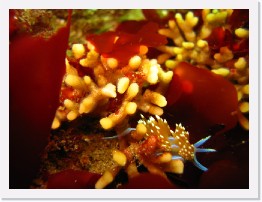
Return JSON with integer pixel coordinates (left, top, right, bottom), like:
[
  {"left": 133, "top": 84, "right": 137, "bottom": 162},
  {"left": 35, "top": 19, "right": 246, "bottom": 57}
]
[
  {"left": 52, "top": 9, "right": 249, "bottom": 133},
  {"left": 50, "top": 9, "right": 249, "bottom": 189},
  {"left": 52, "top": 42, "right": 173, "bottom": 130},
  {"left": 157, "top": 9, "right": 249, "bottom": 130}
]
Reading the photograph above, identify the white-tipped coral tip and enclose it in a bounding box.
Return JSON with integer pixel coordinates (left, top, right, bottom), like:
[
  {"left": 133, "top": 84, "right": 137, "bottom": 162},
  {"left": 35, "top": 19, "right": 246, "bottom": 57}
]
[
  {"left": 101, "top": 83, "right": 117, "bottom": 98},
  {"left": 72, "top": 44, "right": 85, "bottom": 59}
]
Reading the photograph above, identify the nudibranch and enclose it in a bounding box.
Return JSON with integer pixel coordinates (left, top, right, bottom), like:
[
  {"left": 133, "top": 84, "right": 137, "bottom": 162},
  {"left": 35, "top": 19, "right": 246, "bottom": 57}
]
[
  {"left": 138, "top": 115, "right": 216, "bottom": 171},
  {"left": 97, "top": 114, "right": 215, "bottom": 188}
]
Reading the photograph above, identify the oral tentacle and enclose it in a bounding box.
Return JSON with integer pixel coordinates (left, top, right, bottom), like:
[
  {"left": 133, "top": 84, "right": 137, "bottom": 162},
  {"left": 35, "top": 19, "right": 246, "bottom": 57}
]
[
  {"left": 193, "top": 155, "right": 208, "bottom": 172},
  {"left": 193, "top": 135, "right": 212, "bottom": 148},
  {"left": 195, "top": 148, "right": 216, "bottom": 153}
]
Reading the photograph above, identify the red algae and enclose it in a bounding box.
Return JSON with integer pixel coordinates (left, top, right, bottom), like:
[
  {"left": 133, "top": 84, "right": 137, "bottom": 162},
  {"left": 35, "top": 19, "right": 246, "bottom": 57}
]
[
  {"left": 199, "top": 159, "right": 248, "bottom": 188},
  {"left": 205, "top": 9, "right": 249, "bottom": 58},
  {"left": 88, "top": 31, "right": 117, "bottom": 54},
  {"left": 87, "top": 21, "right": 167, "bottom": 66},
  {"left": 116, "top": 20, "right": 148, "bottom": 34},
  {"left": 9, "top": 10, "right": 18, "bottom": 37},
  {"left": 47, "top": 169, "right": 101, "bottom": 189},
  {"left": 165, "top": 62, "right": 238, "bottom": 142},
  {"left": 205, "top": 27, "right": 249, "bottom": 58},
  {"left": 227, "top": 9, "right": 249, "bottom": 30},
  {"left": 205, "top": 27, "right": 231, "bottom": 55},
  {"left": 9, "top": 11, "right": 71, "bottom": 188},
  {"left": 120, "top": 173, "right": 177, "bottom": 189}
]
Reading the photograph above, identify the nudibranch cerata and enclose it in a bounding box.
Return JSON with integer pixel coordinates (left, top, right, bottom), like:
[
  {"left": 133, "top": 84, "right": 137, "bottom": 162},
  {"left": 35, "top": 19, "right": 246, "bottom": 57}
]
[
  {"left": 139, "top": 115, "right": 216, "bottom": 171},
  {"left": 105, "top": 114, "right": 216, "bottom": 172}
]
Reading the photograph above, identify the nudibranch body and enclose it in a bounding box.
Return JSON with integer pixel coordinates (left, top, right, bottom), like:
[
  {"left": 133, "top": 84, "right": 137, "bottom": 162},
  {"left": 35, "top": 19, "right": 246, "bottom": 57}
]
[
  {"left": 138, "top": 115, "right": 216, "bottom": 171},
  {"left": 96, "top": 114, "right": 216, "bottom": 188}
]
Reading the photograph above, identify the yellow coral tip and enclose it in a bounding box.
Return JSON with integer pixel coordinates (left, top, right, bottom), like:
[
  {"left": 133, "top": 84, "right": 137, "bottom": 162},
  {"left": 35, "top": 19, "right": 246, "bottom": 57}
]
[
  {"left": 112, "top": 150, "right": 127, "bottom": 166},
  {"left": 235, "top": 28, "right": 249, "bottom": 38},
  {"left": 100, "top": 118, "right": 113, "bottom": 130},
  {"left": 107, "top": 58, "right": 118, "bottom": 69},
  {"left": 72, "top": 44, "right": 85, "bottom": 59},
  {"left": 126, "top": 102, "right": 137, "bottom": 115}
]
